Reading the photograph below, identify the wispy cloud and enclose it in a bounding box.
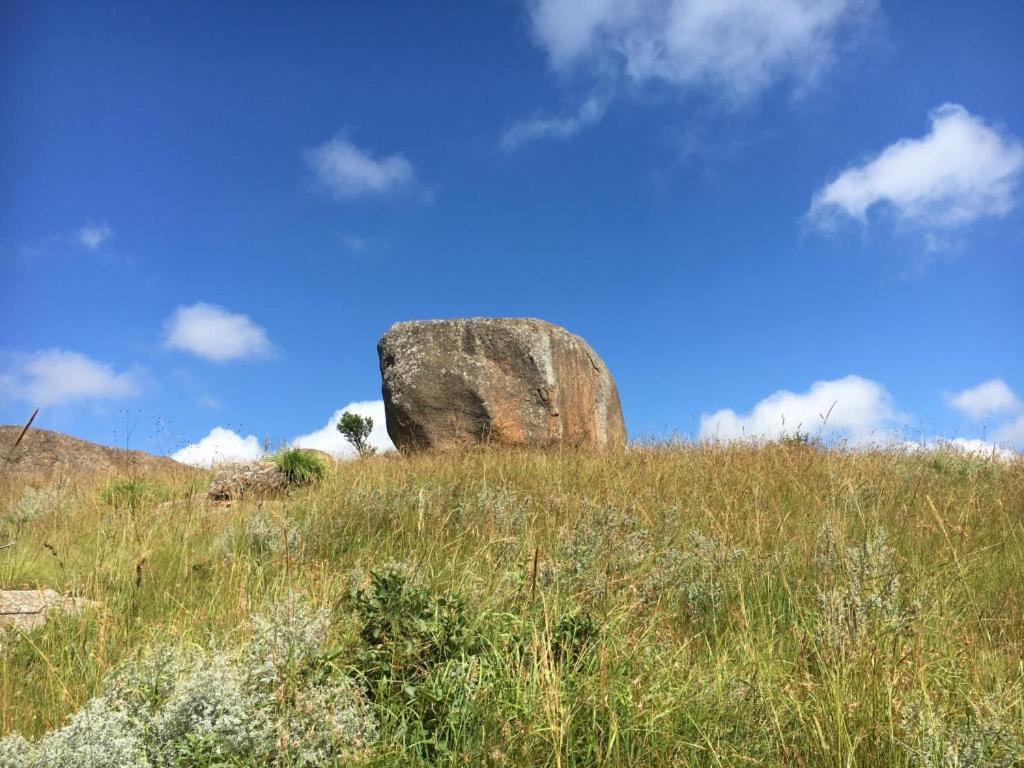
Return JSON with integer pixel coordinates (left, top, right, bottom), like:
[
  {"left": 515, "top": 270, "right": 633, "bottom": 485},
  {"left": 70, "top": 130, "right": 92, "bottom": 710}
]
[
  {"left": 500, "top": 94, "right": 609, "bottom": 151},
  {"left": 527, "top": 0, "right": 871, "bottom": 102},
  {"left": 0, "top": 349, "right": 140, "bottom": 407},
  {"left": 508, "top": 0, "right": 871, "bottom": 149},
  {"left": 699, "top": 374, "right": 897, "bottom": 443},
  {"left": 306, "top": 136, "right": 415, "bottom": 199},
  {"left": 809, "top": 104, "right": 1024, "bottom": 232},
  {"left": 947, "top": 378, "right": 1021, "bottom": 421},
  {"left": 164, "top": 303, "right": 275, "bottom": 363},
  {"left": 77, "top": 222, "right": 112, "bottom": 250}
]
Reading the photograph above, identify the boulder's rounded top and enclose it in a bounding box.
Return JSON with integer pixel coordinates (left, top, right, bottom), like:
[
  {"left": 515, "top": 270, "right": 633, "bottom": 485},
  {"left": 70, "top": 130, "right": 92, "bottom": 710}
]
[{"left": 382, "top": 316, "right": 564, "bottom": 336}]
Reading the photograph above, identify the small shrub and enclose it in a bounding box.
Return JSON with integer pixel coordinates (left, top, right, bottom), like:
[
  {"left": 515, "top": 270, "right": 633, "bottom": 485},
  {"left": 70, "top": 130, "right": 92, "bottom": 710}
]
[
  {"left": 337, "top": 411, "right": 376, "bottom": 457},
  {"left": 4, "top": 485, "right": 72, "bottom": 529},
  {"left": 900, "top": 700, "right": 1023, "bottom": 767},
  {"left": 778, "top": 429, "right": 822, "bottom": 448},
  {"left": 246, "top": 597, "right": 331, "bottom": 688},
  {"left": 273, "top": 448, "right": 326, "bottom": 487},
  {"left": 675, "top": 528, "right": 745, "bottom": 621},
  {"left": 34, "top": 697, "right": 149, "bottom": 768},
  {"left": 155, "top": 653, "right": 272, "bottom": 764},
  {"left": 13, "top": 597, "right": 378, "bottom": 767},
  {"left": 815, "top": 525, "right": 915, "bottom": 655},
  {"left": 560, "top": 507, "right": 652, "bottom": 589},
  {"left": 243, "top": 510, "right": 302, "bottom": 558},
  {"left": 353, "top": 565, "right": 473, "bottom": 688}
]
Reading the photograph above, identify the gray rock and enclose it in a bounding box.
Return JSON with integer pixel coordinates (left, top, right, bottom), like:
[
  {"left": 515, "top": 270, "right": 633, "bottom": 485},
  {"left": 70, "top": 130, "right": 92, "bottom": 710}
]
[
  {"left": 0, "top": 589, "right": 97, "bottom": 631},
  {"left": 378, "top": 317, "right": 626, "bottom": 451},
  {"left": 206, "top": 461, "right": 286, "bottom": 501}
]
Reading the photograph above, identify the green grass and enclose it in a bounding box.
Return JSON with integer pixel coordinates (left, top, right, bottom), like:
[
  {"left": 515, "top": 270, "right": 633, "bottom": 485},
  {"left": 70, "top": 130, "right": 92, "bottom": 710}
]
[
  {"left": 272, "top": 447, "right": 328, "bottom": 487},
  {"left": 1, "top": 444, "right": 1022, "bottom": 766}
]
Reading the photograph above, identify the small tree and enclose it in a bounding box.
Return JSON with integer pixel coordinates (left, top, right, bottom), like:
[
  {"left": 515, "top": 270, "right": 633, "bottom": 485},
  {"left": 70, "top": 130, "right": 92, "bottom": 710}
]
[{"left": 337, "top": 411, "right": 376, "bottom": 457}]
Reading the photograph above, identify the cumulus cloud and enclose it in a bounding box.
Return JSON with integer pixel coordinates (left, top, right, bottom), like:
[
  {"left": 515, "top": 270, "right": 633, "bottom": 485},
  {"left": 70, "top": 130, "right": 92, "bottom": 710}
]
[
  {"left": 306, "top": 136, "right": 415, "bottom": 199},
  {"left": 291, "top": 400, "right": 395, "bottom": 458},
  {"left": 900, "top": 437, "right": 1018, "bottom": 462},
  {"left": 527, "top": 0, "right": 870, "bottom": 102},
  {"left": 0, "top": 349, "right": 140, "bottom": 407},
  {"left": 172, "top": 400, "right": 395, "bottom": 467},
  {"left": 947, "top": 378, "right": 1021, "bottom": 421},
  {"left": 994, "top": 413, "right": 1024, "bottom": 446},
  {"left": 164, "top": 303, "right": 275, "bottom": 363},
  {"left": 500, "top": 94, "right": 610, "bottom": 151},
  {"left": 809, "top": 104, "right": 1024, "bottom": 230},
  {"left": 77, "top": 223, "right": 111, "bottom": 250},
  {"left": 698, "top": 374, "right": 896, "bottom": 443},
  {"left": 171, "top": 426, "right": 263, "bottom": 467}
]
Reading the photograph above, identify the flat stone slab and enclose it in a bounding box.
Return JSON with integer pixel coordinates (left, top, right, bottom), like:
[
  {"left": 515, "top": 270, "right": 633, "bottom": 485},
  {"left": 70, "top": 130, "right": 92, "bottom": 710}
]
[{"left": 0, "top": 589, "right": 96, "bottom": 631}]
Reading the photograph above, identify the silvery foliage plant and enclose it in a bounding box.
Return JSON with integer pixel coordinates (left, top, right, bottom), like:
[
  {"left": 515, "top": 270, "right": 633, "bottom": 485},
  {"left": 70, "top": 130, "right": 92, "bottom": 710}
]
[
  {"left": 3, "top": 484, "right": 73, "bottom": 530},
  {"left": 815, "top": 524, "right": 916, "bottom": 654},
  {"left": 1, "top": 595, "right": 378, "bottom": 767},
  {"left": 900, "top": 700, "right": 1024, "bottom": 768}
]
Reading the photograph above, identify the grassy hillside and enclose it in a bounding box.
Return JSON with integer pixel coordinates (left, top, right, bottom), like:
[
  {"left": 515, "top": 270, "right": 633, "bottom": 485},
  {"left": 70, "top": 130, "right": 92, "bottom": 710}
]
[{"left": 1, "top": 445, "right": 1022, "bottom": 766}]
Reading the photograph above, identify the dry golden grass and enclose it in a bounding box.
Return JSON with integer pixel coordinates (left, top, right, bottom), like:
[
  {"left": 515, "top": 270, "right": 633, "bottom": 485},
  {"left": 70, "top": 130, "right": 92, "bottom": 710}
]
[{"left": 1, "top": 444, "right": 1022, "bottom": 766}]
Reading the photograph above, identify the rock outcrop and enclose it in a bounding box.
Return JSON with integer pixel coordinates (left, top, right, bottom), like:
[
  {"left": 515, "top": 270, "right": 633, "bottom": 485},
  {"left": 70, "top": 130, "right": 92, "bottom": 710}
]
[
  {"left": 206, "top": 461, "right": 287, "bottom": 501},
  {"left": 377, "top": 317, "right": 626, "bottom": 451},
  {"left": 0, "top": 426, "right": 184, "bottom": 478},
  {"left": 0, "top": 589, "right": 97, "bottom": 632}
]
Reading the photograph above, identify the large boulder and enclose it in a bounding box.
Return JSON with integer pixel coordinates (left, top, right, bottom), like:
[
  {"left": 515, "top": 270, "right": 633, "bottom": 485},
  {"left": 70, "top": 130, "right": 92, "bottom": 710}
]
[{"left": 377, "top": 317, "right": 626, "bottom": 451}]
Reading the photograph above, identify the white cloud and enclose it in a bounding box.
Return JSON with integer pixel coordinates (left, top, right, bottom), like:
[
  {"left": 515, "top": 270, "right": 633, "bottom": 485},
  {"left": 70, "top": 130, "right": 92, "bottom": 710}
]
[
  {"left": 527, "top": 0, "right": 870, "bottom": 103},
  {"left": 0, "top": 349, "right": 140, "bottom": 407},
  {"left": 947, "top": 378, "right": 1021, "bottom": 421},
  {"left": 164, "top": 303, "right": 275, "bottom": 363},
  {"left": 173, "top": 400, "right": 395, "bottom": 467},
  {"left": 171, "top": 426, "right": 263, "bottom": 467},
  {"left": 500, "top": 94, "right": 610, "bottom": 151},
  {"left": 78, "top": 223, "right": 111, "bottom": 250},
  {"left": 810, "top": 104, "right": 1024, "bottom": 230},
  {"left": 994, "top": 413, "right": 1024, "bottom": 446},
  {"left": 291, "top": 400, "right": 395, "bottom": 458},
  {"left": 306, "top": 136, "right": 415, "bottom": 199},
  {"left": 900, "top": 437, "right": 1018, "bottom": 462},
  {"left": 699, "top": 374, "right": 896, "bottom": 443}
]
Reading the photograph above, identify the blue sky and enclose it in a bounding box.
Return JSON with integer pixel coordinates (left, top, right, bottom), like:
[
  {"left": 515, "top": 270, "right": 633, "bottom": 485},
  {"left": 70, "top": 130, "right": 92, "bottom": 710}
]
[{"left": 2, "top": 0, "right": 1023, "bottom": 463}]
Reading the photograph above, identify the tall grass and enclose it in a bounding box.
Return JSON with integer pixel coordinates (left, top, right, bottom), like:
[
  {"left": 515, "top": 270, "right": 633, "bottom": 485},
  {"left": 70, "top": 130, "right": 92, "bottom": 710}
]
[{"left": 1, "top": 444, "right": 1022, "bottom": 766}]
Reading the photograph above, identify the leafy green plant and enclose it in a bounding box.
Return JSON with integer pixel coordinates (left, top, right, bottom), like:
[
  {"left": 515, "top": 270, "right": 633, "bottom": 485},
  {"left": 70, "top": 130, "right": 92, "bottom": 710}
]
[
  {"left": 337, "top": 411, "right": 376, "bottom": 457},
  {"left": 353, "top": 565, "right": 473, "bottom": 687},
  {"left": 273, "top": 448, "right": 326, "bottom": 486},
  {"left": 549, "top": 609, "right": 599, "bottom": 665}
]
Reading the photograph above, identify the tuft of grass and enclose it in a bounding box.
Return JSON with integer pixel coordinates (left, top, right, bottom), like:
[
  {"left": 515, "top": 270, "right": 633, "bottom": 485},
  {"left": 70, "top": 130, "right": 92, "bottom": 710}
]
[{"left": 273, "top": 448, "right": 327, "bottom": 487}]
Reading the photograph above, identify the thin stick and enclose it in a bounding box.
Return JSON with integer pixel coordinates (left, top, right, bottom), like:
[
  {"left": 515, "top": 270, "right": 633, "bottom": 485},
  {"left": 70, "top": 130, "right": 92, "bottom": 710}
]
[
  {"left": 1, "top": 408, "right": 39, "bottom": 472},
  {"left": 530, "top": 546, "right": 540, "bottom": 599}
]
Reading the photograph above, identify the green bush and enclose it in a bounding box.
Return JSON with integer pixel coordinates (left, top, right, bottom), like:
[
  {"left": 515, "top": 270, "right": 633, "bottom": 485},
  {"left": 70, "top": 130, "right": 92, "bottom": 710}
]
[{"left": 273, "top": 448, "right": 327, "bottom": 486}]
